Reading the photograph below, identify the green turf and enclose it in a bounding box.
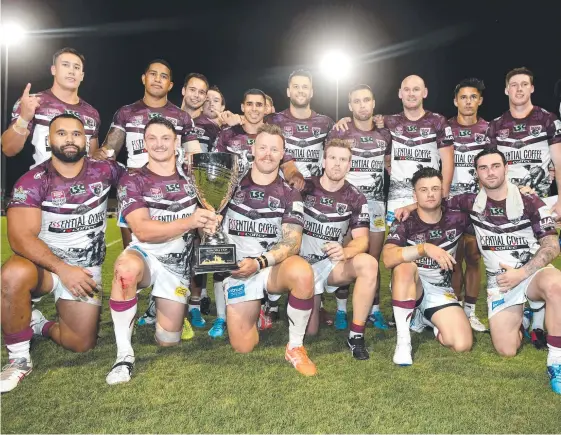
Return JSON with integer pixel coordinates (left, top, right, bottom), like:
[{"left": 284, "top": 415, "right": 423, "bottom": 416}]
[{"left": 1, "top": 217, "right": 560, "bottom": 433}]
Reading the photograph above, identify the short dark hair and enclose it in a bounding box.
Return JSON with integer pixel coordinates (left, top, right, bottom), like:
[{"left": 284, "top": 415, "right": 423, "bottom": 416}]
[
  {"left": 454, "top": 78, "right": 485, "bottom": 97},
  {"left": 411, "top": 167, "right": 443, "bottom": 188},
  {"left": 348, "top": 84, "right": 374, "bottom": 102},
  {"left": 144, "top": 116, "right": 176, "bottom": 136},
  {"left": 505, "top": 67, "right": 534, "bottom": 86},
  {"left": 144, "top": 59, "right": 173, "bottom": 81},
  {"left": 288, "top": 69, "right": 313, "bottom": 87},
  {"left": 183, "top": 72, "right": 209, "bottom": 89},
  {"left": 208, "top": 85, "right": 225, "bottom": 106},
  {"left": 49, "top": 113, "right": 84, "bottom": 128},
  {"left": 474, "top": 148, "right": 507, "bottom": 168},
  {"left": 243, "top": 88, "right": 266, "bottom": 103},
  {"left": 52, "top": 48, "right": 86, "bottom": 69}
]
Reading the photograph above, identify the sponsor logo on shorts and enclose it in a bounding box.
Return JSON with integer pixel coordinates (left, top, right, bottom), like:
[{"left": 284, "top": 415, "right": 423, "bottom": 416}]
[
  {"left": 227, "top": 283, "right": 246, "bottom": 300},
  {"left": 175, "top": 286, "right": 189, "bottom": 297},
  {"left": 491, "top": 298, "right": 505, "bottom": 310},
  {"left": 374, "top": 217, "right": 385, "bottom": 228}
]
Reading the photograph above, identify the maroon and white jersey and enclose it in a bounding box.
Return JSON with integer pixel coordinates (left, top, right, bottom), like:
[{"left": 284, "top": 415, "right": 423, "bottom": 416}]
[
  {"left": 193, "top": 114, "right": 221, "bottom": 153},
  {"left": 486, "top": 107, "right": 561, "bottom": 198},
  {"left": 385, "top": 111, "right": 454, "bottom": 202},
  {"left": 10, "top": 89, "right": 100, "bottom": 168},
  {"left": 300, "top": 176, "right": 369, "bottom": 264},
  {"left": 7, "top": 158, "right": 124, "bottom": 267},
  {"left": 223, "top": 173, "right": 304, "bottom": 261},
  {"left": 110, "top": 100, "right": 196, "bottom": 168},
  {"left": 446, "top": 193, "right": 557, "bottom": 287},
  {"left": 215, "top": 125, "right": 257, "bottom": 178},
  {"left": 266, "top": 109, "right": 334, "bottom": 178},
  {"left": 117, "top": 166, "right": 198, "bottom": 277},
  {"left": 449, "top": 117, "right": 489, "bottom": 197},
  {"left": 327, "top": 123, "right": 391, "bottom": 202},
  {"left": 385, "top": 208, "right": 469, "bottom": 286}
]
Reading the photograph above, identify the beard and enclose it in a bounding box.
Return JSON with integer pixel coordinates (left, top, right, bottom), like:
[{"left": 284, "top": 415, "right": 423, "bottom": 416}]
[
  {"left": 51, "top": 144, "right": 87, "bottom": 163},
  {"left": 290, "top": 96, "right": 311, "bottom": 109},
  {"left": 353, "top": 112, "right": 372, "bottom": 122}
]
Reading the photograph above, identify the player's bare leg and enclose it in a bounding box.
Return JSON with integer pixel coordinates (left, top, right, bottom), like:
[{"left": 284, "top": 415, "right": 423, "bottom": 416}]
[
  {"left": 367, "top": 231, "right": 388, "bottom": 329},
  {"left": 187, "top": 275, "right": 206, "bottom": 328},
  {"left": 226, "top": 300, "right": 261, "bottom": 353},
  {"left": 120, "top": 227, "right": 133, "bottom": 249},
  {"left": 452, "top": 237, "right": 465, "bottom": 300},
  {"left": 154, "top": 298, "right": 185, "bottom": 347},
  {"left": 430, "top": 305, "right": 472, "bottom": 352},
  {"left": 489, "top": 305, "right": 524, "bottom": 357}
]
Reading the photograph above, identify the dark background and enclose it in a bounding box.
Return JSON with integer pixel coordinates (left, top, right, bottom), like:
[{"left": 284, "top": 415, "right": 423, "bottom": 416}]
[{"left": 2, "top": 0, "right": 560, "bottom": 193}]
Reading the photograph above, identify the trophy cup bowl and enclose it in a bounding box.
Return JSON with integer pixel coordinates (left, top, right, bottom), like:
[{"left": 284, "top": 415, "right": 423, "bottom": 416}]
[{"left": 186, "top": 152, "right": 240, "bottom": 274}]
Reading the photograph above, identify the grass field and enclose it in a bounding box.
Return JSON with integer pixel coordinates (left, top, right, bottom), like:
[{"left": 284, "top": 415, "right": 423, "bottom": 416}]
[{"left": 1, "top": 217, "right": 560, "bottom": 433}]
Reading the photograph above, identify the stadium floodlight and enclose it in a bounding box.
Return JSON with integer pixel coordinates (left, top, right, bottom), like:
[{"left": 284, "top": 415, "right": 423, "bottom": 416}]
[
  {"left": 0, "top": 22, "right": 26, "bottom": 46},
  {"left": 320, "top": 51, "right": 351, "bottom": 120}
]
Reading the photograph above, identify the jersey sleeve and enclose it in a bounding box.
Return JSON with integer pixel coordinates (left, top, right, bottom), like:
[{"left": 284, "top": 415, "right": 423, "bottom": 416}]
[
  {"left": 444, "top": 193, "right": 476, "bottom": 212},
  {"left": 117, "top": 172, "right": 147, "bottom": 220},
  {"left": 350, "top": 192, "right": 370, "bottom": 230},
  {"left": 109, "top": 106, "right": 127, "bottom": 132},
  {"left": 10, "top": 98, "right": 35, "bottom": 133},
  {"left": 282, "top": 185, "right": 305, "bottom": 227},
  {"left": 485, "top": 120, "right": 498, "bottom": 146},
  {"left": 384, "top": 220, "right": 409, "bottom": 247},
  {"left": 91, "top": 109, "right": 101, "bottom": 139},
  {"left": 181, "top": 112, "right": 197, "bottom": 143},
  {"left": 108, "top": 160, "right": 126, "bottom": 187},
  {"left": 7, "top": 168, "right": 46, "bottom": 209},
  {"left": 436, "top": 115, "right": 454, "bottom": 148},
  {"left": 546, "top": 113, "right": 561, "bottom": 146},
  {"left": 526, "top": 195, "right": 557, "bottom": 240},
  {"left": 379, "top": 127, "right": 392, "bottom": 145}
]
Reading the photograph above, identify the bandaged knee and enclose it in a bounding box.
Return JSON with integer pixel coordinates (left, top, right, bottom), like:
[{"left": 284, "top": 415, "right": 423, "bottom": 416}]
[{"left": 155, "top": 323, "right": 181, "bottom": 344}]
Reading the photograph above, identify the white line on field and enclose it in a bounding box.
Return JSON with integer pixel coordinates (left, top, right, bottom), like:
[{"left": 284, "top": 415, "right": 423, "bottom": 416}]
[{"left": 107, "top": 239, "right": 122, "bottom": 247}]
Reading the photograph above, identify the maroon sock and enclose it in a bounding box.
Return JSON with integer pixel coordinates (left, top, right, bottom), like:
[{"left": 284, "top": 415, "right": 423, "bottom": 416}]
[{"left": 3, "top": 327, "right": 33, "bottom": 345}]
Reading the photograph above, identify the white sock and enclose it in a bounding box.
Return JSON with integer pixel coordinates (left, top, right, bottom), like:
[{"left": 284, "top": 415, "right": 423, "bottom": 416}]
[
  {"left": 214, "top": 281, "right": 226, "bottom": 320},
  {"left": 6, "top": 341, "right": 31, "bottom": 361},
  {"left": 371, "top": 304, "right": 380, "bottom": 314},
  {"left": 286, "top": 295, "right": 313, "bottom": 349},
  {"left": 393, "top": 304, "right": 414, "bottom": 345},
  {"left": 547, "top": 344, "right": 561, "bottom": 366},
  {"left": 110, "top": 298, "right": 137, "bottom": 359},
  {"left": 464, "top": 302, "right": 476, "bottom": 317},
  {"left": 201, "top": 287, "right": 208, "bottom": 298},
  {"left": 336, "top": 297, "right": 347, "bottom": 313},
  {"left": 188, "top": 303, "right": 200, "bottom": 312},
  {"left": 532, "top": 307, "right": 545, "bottom": 331}
]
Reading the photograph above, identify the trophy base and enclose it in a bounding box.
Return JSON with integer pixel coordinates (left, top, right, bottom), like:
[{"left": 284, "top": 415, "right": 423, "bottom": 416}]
[{"left": 194, "top": 244, "right": 237, "bottom": 275}]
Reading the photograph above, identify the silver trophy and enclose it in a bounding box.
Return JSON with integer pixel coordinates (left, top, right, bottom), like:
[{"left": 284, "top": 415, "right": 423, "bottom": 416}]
[{"left": 179, "top": 152, "right": 240, "bottom": 274}]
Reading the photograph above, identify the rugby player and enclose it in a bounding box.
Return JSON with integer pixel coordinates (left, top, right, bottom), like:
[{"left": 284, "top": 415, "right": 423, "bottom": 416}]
[
  {"left": 105, "top": 117, "right": 218, "bottom": 385},
  {"left": 383, "top": 168, "right": 473, "bottom": 366},
  {"left": 1, "top": 114, "right": 124, "bottom": 393},
  {"left": 265, "top": 94, "right": 276, "bottom": 115},
  {"left": 219, "top": 124, "right": 317, "bottom": 376},
  {"left": 2, "top": 48, "right": 101, "bottom": 165},
  {"left": 181, "top": 72, "right": 209, "bottom": 119},
  {"left": 193, "top": 85, "right": 226, "bottom": 152},
  {"left": 300, "top": 138, "right": 377, "bottom": 360}
]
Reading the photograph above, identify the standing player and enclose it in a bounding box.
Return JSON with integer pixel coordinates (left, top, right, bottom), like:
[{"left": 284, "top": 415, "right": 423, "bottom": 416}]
[
  {"left": 327, "top": 84, "right": 392, "bottom": 330},
  {"left": 383, "top": 168, "right": 473, "bottom": 366},
  {"left": 300, "top": 139, "right": 378, "bottom": 360},
  {"left": 2, "top": 48, "right": 101, "bottom": 165},
  {"left": 486, "top": 67, "right": 561, "bottom": 343},
  {"left": 1, "top": 114, "right": 123, "bottom": 393},
  {"left": 193, "top": 86, "right": 226, "bottom": 152},
  {"left": 265, "top": 94, "right": 276, "bottom": 115},
  {"left": 105, "top": 117, "right": 218, "bottom": 385},
  {"left": 219, "top": 124, "right": 317, "bottom": 376},
  {"left": 448, "top": 78, "right": 488, "bottom": 332},
  {"left": 181, "top": 72, "right": 209, "bottom": 119}
]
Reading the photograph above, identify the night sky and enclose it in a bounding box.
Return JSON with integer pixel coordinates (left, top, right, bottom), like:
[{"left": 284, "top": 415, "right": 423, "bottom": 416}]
[{"left": 2, "top": 0, "right": 560, "bottom": 192}]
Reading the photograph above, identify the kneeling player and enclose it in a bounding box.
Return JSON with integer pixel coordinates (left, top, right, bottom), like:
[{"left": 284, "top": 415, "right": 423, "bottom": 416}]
[
  {"left": 220, "top": 124, "right": 317, "bottom": 376},
  {"left": 1, "top": 114, "right": 124, "bottom": 393},
  {"left": 105, "top": 118, "right": 217, "bottom": 385},
  {"left": 300, "top": 139, "right": 377, "bottom": 359},
  {"left": 383, "top": 168, "right": 472, "bottom": 366}
]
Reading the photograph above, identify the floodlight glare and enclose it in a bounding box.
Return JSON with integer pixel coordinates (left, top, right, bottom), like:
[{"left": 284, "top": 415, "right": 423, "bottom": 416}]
[
  {"left": 0, "top": 22, "right": 26, "bottom": 46},
  {"left": 320, "top": 51, "right": 351, "bottom": 81}
]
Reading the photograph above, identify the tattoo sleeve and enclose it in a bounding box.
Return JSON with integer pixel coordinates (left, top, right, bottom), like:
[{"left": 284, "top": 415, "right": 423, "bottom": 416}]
[
  {"left": 102, "top": 127, "right": 126, "bottom": 155},
  {"left": 521, "top": 235, "right": 560, "bottom": 277},
  {"left": 265, "top": 223, "right": 302, "bottom": 265}
]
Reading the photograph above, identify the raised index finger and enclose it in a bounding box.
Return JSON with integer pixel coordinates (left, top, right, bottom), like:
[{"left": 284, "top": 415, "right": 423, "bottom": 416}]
[{"left": 22, "top": 83, "right": 31, "bottom": 97}]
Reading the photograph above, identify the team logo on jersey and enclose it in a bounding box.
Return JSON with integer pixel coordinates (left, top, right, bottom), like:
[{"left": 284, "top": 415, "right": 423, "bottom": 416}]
[
  {"left": 165, "top": 117, "right": 178, "bottom": 126},
  {"left": 64, "top": 109, "right": 80, "bottom": 119},
  {"left": 148, "top": 112, "right": 163, "bottom": 120},
  {"left": 406, "top": 125, "right": 417, "bottom": 133},
  {"left": 130, "top": 115, "right": 143, "bottom": 126},
  {"left": 167, "top": 202, "right": 183, "bottom": 212},
  {"left": 250, "top": 190, "right": 265, "bottom": 200},
  {"left": 83, "top": 115, "right": 96, "bottom": 129},
  {"left": 529, "top": 125, "right": 542, "bottom": 137},
  {"left": 413, "top": 234, "right": 425, "bottom": 244},
  {"left": 247, "top": 138, "right": 255, "bottom": 146},
  {"left": 395, "top": 126, "right": 404, "bottom": 135},
  {"left": 360, "top": 136, "right": 374, "bottom": 144},
  {"left": 336, "top": 203, "right": 348, "bottom": 215},
  {"left": 183, "top": 183, "right": 195, "bottom": 197},
  {"left": 420, "top": 128, "right": 431, "bottom": 138},
  {"left": 283, "top": 126, "right": 293, "bottom": 137},
  {"left": 445, "top": 229, "right": 457, "bottom": 241},
  {"left": 165, "top": 183, "right": 180, "bottom": 193},
  {"left": 33, "top": 171, "right": 45, "bottom": 180},
  {"left": 513, "top": 123, "right": 526, "bottom": 133},
  {"left": 489, "top": 207, "right": 504, "bottom": 216},
  {"left": 76, "top": 204, "right": 92, "bottom": 215},
  {"left": 458, "top": 129, "right": 471, "bottom": 137},
  {"left": 268, "top": 196, "right": 280, "bottom": 211},
  {"left": 12, "top": 187, "right": 28, "bottom": 203},
  {"left": 230, "top": 140, "right": 241, "bottom": 151},
  {"left": 362, "top": 151, "right": 374, "bottom": 158},
  {"left": 150, "top": 187, "right": 163, "bottom": 200},
  {"left": 376, "top": 139, "right": 386, "bottom": 149},
  {"left": 247, "top": 209, "right": 261, "bottom": 220},
  {"left": 117, "top": 186, "right": 127, "bottom": 201},
  {"left": 304, "top": 195, "right": 316, "bottom": 208},
  {"left": 316, "top": 213, "right": 329, "bottom": 223},
  {"left": 474, "top": 133, "right": 485, "bottom": 144},
  {"left": 51, "top": 190, "right": 66, "bottom": 206},
  {"left": 429, "top": 229, "right": 442, "bottom": 239},
  {"left": 193, "top": 127, "right": 205, "bottom": 138},
  {"left": 89, "top": 182, "right": 104, "bottom": 197},
  {"left": 70, "top": 183, "right": 86, "bottom": 196},
  {"left": 498, "top": 129, "right": 509, "bottom": 139},
  {"left": 296, "top": 124, "right": 309, "bottom": 133},
  {"left": 312, "top": 127, "right": 321, "bottom": 138},
  {"left": 232, "top": 190, "right": 245, "bottom": 204},
  {"left": 320, "top": 197, "right": 333, "bottom": 206}
]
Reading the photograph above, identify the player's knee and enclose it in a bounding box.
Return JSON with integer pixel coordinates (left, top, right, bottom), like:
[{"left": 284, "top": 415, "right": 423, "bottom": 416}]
[
  {"left": 65, "top": 335, "right": 97, "bottom": 353},
  {"left": 155, "top": 323, "right": 181, "bottom": 347},
  {"left": 287, "top": 259, "right": 314, "bottom": 296},
  {"left": 494, "top": 342, "right": 519, "bottom": 357},
  {"left": 450, "top": 335, "right": 473, "bottom": 353},
  {"left": 1, "top": 258, "right": 36, "bottom": 298},
  {"left": 543, "top": 281, "right": 561, "bottom": 304},
  {"left": 354, "top": 253, "right": 378, "bottom": 281},
  {"left": 393, "top": 263, "right": 416, "bottom": 282},
  {"left": 231, "top": 338, "right": 258, "bottom": 354},
  {"left": 113, "top": 254, "right": 143, "bottom": 288}
]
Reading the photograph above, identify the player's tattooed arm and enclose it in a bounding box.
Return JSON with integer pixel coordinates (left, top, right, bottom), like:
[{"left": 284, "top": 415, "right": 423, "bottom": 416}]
[
  {"left": 520, "top": 235, "right": 560, "bottom": 277},
  {"left": 98, "top": 127, "right": 126, "bottom": 159},
  {"left": 265, "top": 223, "right": 303, "bottom": 265}
]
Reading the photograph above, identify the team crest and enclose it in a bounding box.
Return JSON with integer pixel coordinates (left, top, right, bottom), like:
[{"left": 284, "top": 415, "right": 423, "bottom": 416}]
[
  {"left": 420, "top": 128, "right": 431, "bottom": 138},
  {"left": 83, "top": 115, "right": 96, "bottom": 129},
  {"left": 268, "top": 196, "right": 280, "bottom": 211},
  {"left": 474, "top": 133, "right": 485, "bottom": 144},
  {"left": 76, "top": 204, "right": 92, "bottom": 215},
  {"left": 12, "top": 187, "right": 28, "bottom": 202},
  {"left": 336, "top": 203, "right": 348, "bottom": 216},
  {"left": 131, "top": 115, "right": 143, "bottom": 126},
  {"left": 530, "top": 125, "right": 542, "bottom": 137},
  {"left": 395, "top": 126, "right": 403, "bottom": 136},
  {"left": 150, "top": 187, "right": 163, "bottom": 200},
  {"left": 117, "top": 186, "right": 127, "bottom": 201},
  {"left": 413, "top": 234, "right": 425, "bottom": 244},
  {"left": 445, "top": 229, "right": 457, "bottom": 241},
  {"left": 247, "top": 209, "right": 261, "bottom": 220},
  {"left": 376, "top": 139, "right": 386, "bottom": 149},
  {"left": 183, "top": 183, "right": 195, "bottom": 197},
  {"left": 498, "top": 129, "right": 509, "bottom": 139},
  {"left": 304, "top": 195, "right": 316, "bottom": 208},
  {"left": 167, "top": 202, "right": 182, "bottom": 212},
  {"left": 230, "top": 140, "right": 241, "bottom": 151},
  {"left": 165, "top": 117, "right": 178, "bottom": 126},
  {"left": 232, "top": 190, "right": 245, "bottom": 205},
  {"left": 347, "top": 138, "right": 357, "bottom": 148},
  {"left": 283, "top": 126, "right": 293, "bottom": 137},
  {"left": 89, "top": 182, "right": 104, "bottom": 197},
  {"left": 51, "top": 190, "right": 66, "bottom": 206},
  {"left": 312, "top": 127, "right": 321, "bottom": 138},
  {"left": 33, "top": 171, "right": 45, "bottom": 180},
  {"left": 317, "top": 214, "right": 329, "bottom": 223},
  {"left": 193, "top": 127, "right": 205, "bottom": 138}
]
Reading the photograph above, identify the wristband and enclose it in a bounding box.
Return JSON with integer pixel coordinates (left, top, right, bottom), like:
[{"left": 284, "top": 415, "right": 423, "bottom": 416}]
[
  {"left": 263, "top": 252, "right": 276, "bottom": 268},
  {"left": 257, "top": 255, "right": 269, "bottom": 270},
  {"left": 12, "top": 117, "right": 29, "bottom": 135},
  {"left": 16, "top": 116, "right": 29, "bottom": 129}
]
